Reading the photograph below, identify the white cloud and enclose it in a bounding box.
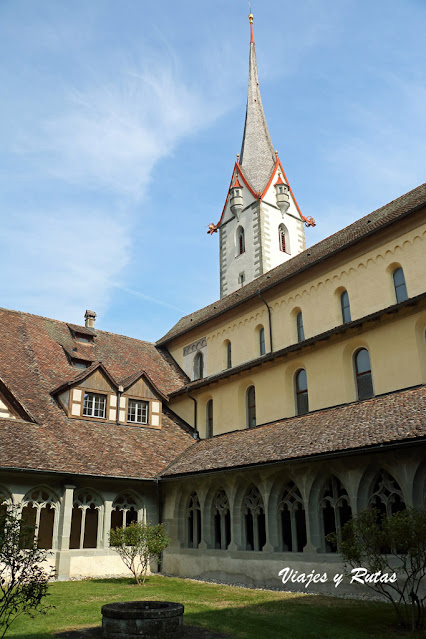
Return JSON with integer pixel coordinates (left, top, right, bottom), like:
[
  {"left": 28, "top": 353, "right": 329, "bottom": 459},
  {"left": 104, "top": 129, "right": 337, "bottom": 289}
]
[{"left": 1, "top": 208, "right": 130, "bottom": 323}]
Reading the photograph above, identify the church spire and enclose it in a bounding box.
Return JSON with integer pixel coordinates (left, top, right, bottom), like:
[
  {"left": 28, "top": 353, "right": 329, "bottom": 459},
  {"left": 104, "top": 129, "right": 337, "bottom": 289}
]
[{"left": 239, "top": 13, "right": 276, "bottom": 194}]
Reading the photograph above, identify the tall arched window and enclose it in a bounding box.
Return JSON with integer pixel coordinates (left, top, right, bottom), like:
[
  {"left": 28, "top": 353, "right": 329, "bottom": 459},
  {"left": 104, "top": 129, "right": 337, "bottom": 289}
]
[
  {"left": 319, "top": 476, "right": 352, "bottom": 552},
  {"left": 295, "top": 369, "right": 309, "bottom": 416},
  {"left": 392, "top": 267, "right": 408, "bottom": 303},
  {"left": 212, "top": 490, "right": 231, "bottom": 550},
  {"left": 296, "top": 312, "right": 305, "bottom": 342},
  {"left": 354, "top": 348, "right": 374, "bottom": 400},
  {"left": 21, "top": 488, "right": 58, "bottom": 550},
  {"left": 206, "top": 400, "right": 213, "bottom": 438},
  {"left": 186, "top": 492, "right": 201, "bottom": 549},
  {"left": 237, "top": 227, "right": 245, "bottom": 255},
  {"left": 243, "top": 486, "right": 266, "bottom": 551},
  {"left": 193, "top": 352, "right": 204, "bottom": 380},
  {"left": 111, "top": 493, "right": 139, "bottom": 530},
  {"left": 259, "top": 327, "right": 265, "bottom": 356},
  {"left": 278, "top": 224, "right": 288, "bottom": 253},
  {"left": 246, "top": 385, "right": 256, "bottom": 428},
  {"left": 279, "top": 482, "right": 307, "bottom": 552},
  {"left": 69, "top": 491, "right": 102, "bottom": 550},
  {"left": 226, "top": 341, "right": 232, "bottom": 369},
  {"left": 340, "top": 290, "right": 351, "bottom": 323}
]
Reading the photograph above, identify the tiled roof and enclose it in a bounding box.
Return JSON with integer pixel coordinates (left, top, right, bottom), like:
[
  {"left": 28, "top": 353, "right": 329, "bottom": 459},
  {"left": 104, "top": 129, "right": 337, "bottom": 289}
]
[
  {"left": 0, "top": 308, "right": 193, "bottom": 479},
  {"left": 239, "top": 37, "right": 276, "bottom": 193},
  {"left": 162, "top": 386, "right": 426, "bottom": 477},
  {"left": 158, "top": 182, "right": 426, "bottom": 345}
]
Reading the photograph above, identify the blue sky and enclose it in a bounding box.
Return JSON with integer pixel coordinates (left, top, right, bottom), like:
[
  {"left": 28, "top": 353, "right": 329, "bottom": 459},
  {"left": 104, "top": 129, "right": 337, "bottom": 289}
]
[{"left": 1, "top": 1, "right": 425, "bottom": 342}]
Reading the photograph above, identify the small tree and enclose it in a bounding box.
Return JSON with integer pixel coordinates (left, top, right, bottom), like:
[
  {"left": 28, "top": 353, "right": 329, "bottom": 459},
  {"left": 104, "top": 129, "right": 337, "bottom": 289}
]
[
  {"left": 0, "top": 505, "right": 53, "bottom": 638},
  {"left": 329, "top": 507, "right": 426, "bottom": 632},
  {"left": 109, "top": 521, "right": 170, "bottom": 585}
]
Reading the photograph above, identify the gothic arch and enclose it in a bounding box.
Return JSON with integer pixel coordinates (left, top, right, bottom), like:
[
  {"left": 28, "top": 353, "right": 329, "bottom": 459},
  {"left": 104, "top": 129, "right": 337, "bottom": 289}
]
[
  {"left": 69, "top": 488, "right": 103, "bottom": 550},
  {"left": 308, "top": 472, "right": 352, "bottom": 553},
  {"left": 22, "top": 486, "right": 60, "bottom": 550},
  {"left": 357, "top": 466, "right": 407, "bottom": 513}
]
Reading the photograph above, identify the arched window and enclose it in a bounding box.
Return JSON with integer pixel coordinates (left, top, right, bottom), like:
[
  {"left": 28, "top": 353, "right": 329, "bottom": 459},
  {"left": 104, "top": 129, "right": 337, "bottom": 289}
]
[
  {"left": 278, "top": 224, "right": 288, "bottom": 253},
  {"left": 392, "top": 267, "right": 408, "bottom": 303},
  {"left": 279, "top": 482, "right": 307, "bottom": 552},
  {"left": 226, "top": 341, "right": 232, "bottom": 369},
  {"left": 69, "top": 491, "right": 102, "bottom": 549},
  {"left": 296, "top": 312, "right": 305, "bottom": 342},
  {"left": 368, "top": 470, "right": 405, "bottom": 518},
  {"left": 340, "top": 290, "right": 351, "bottom": 323},
  {"left": 21, "top": 488, "right": 58, "bottom": 550},
  {"left": 193, "top": 352, "right": 204, "bottom": 380},
  {"left": 243, "top": 486, "right": 266, "bottom": 551},
  {"left": 295, "top": 369, "right": 309, "bottom": 416},
  {"left": 186, "top": 492, "right": 201, "bottom": 549},
  {"left": 237, "top": 227, "right": 245, "bottom": 255},
  {"left": 319, "top": 476, "right": 352, "bottom": 552},
  {"left": 246, "top": 385, "right": 256, "bottom": 428},
  {"left": 206, "top": 400, "right": 213, "bottom": 438},
  {"left": 354, "top": 348, "right": 374, "bottom": 400},
  {"left": 259, "top": 327, "right": 266, "bottom": 356},
  {"left": 212, "top": 490, "right": 231, "bottom": 550},
  {"left": 111, "top": 493, "right": 139, "bottom": 530}
]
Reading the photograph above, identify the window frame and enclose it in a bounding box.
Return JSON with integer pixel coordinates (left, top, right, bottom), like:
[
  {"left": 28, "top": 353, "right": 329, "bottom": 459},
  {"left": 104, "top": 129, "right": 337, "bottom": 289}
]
[
  {"left": 193, "top": 351, "right": 204, "bottom": 381},
  {"left": 236, "top": 227, "right": 245, "bottom": 256},
  {"left": 296, "top": 312, "right": 305, "bottom": 343},
  {"left": 295, "top": 369, "right": 309, "bottom": 416},
  {"left": 127, "top": 398, "right": 149, "bottom": 425},
  {"left": 226, "top": 341, "right": 232, "bottom": 369},
  {"left": 82, "top": 391, "right": 107, "bottom": 419},
  {"left": 354, "top": 348, "right": 374, "bottom": 400},
  {"left": 259, "top": 327, "right": 266, "bottom": 356},
  {"left": 392, "top": 267, "right": 408, "bottom": 304},
  {"left": 246, "top": 385, "right": 256, "bottom": 429},
  {"left": 206, "top": 399, "right": 213, "bottom": 438},
  {"left": 340, "top": 290, "right": 351, "bottom": 324}
]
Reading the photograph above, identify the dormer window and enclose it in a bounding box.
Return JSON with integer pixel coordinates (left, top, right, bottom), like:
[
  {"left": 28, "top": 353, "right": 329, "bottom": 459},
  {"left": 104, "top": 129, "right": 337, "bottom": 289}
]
[
  {"left": 83, "top": 392, "right": 106, "bottom": 418},
  {"left": 127, "top": 399, "right": 149, "bottom": 424},
  {"left": 72, "top": 359, "right": 88, "bottom": 370},
  {"left": 75, "top": 333, "right": 93, "bottom": 344}
]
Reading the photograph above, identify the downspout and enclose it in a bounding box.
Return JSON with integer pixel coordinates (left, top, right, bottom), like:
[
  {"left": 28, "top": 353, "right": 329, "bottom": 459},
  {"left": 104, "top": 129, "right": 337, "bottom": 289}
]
[
  {"left": 186, "top": 390, "right": 200, "bottom": 440},
  {"left": 257, "top": 289, "right": 273, "bottom": 353}
]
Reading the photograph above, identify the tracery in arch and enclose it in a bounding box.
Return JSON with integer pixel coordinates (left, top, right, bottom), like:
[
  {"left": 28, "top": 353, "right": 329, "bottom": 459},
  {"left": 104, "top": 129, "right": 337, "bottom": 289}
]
[
  {"left": 212, "top": 489, "right": 231, "bottom": 550},
  {"left": 243, "top": 486, "right": 266, "bottom": 551},
  {"left": 69, "top": 490, "right": 102, "bottom": 550},
  {"left": 21, "top": 487, "right": 59, "bottom": 550},
  {"left": 186, "top": 492, "right": 201, "bottom": 549},
  {"left": 368, "top": 470, "right": 405, "bottom": 517},
  {"left": 111, "top": 493, "right": 141, "bottom": 530},
  {"left": 319, "top": 476, "right": 352, "bottom": 552},
  {"left": 278, "top": 481, "right": 306, "bottom": 552}
]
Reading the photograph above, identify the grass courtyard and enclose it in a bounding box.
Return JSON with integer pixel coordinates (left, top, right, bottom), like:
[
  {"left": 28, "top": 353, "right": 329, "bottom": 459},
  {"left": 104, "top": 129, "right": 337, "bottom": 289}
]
[{"left": 6, "top": 575, "right": 422, "bottom": 639}]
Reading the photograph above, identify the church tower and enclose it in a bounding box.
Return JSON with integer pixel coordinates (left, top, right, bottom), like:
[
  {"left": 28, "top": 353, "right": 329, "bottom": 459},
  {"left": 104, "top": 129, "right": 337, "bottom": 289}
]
[{"left": 208, "top": 14, "right": 315, "bottom": 299}]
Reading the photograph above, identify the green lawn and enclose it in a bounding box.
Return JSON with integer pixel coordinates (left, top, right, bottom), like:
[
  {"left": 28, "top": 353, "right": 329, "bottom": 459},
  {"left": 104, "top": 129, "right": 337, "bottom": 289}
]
[{"left": 6, "top": 575, "right": 421, "bottom": 639}]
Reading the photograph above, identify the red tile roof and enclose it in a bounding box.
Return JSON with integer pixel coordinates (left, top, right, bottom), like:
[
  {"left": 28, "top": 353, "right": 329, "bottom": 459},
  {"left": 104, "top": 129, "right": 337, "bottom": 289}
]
[
  {"left": 0, "top": 308, "right": 193, "bottom": 479},
  {"left": 162, "top": 386, "right": 426, "bottom": 477}
]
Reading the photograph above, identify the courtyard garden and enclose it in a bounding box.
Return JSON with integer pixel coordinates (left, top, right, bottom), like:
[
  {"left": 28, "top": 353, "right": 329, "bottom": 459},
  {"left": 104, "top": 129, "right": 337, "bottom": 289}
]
[{"left": 5, "top": 575, "right": 424, "bottom": 639}]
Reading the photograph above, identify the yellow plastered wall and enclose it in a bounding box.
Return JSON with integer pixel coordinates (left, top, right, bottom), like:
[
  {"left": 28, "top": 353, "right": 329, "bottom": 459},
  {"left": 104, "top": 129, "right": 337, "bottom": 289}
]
[
  {"left": 168, "top": 310, "right": 426, "bottom": 437},
  {"left": 166, "top": 218, "right": 426, "bottom": 436}
]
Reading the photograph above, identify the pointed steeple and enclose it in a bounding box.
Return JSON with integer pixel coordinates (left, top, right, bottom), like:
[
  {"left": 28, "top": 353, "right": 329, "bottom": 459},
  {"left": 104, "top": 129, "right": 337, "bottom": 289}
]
[{"left": 239, "top": 14, "right": 276, "bottom": 194}]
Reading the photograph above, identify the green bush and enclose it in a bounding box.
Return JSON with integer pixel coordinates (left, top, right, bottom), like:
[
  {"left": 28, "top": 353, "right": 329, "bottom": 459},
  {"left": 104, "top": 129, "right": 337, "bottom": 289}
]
[
  {"left": 109, "top": 521, "right": 170, "bottom": 585},
  {"left": 0, "top": 505, "right": 53, "bottom": 638},
  {"left": 329, "top": 507, "right": 426, "bottom": 632}
]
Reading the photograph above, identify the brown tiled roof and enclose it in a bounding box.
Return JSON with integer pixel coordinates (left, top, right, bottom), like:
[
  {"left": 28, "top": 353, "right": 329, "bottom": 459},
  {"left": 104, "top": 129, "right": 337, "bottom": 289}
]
[
  {"left": 0, "top": 308, "right": 193, "bottom": 479},
  {"left": 158, "top": 183, "right": 426, "bottom": 345},
  {"left": 162, "top": 386, "right": 426, "bottom": 477}
]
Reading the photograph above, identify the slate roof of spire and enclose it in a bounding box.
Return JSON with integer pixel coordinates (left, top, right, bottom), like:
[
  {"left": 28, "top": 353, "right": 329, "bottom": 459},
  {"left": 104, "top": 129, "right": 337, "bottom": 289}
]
[{"left": 239, "top": 18, "right": 276, "bottom": 194}]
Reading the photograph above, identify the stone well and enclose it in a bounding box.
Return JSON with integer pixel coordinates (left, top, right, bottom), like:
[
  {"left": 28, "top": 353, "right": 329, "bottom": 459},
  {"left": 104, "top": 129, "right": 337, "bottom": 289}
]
[{"left": 101, "top": 601, "right": 184, "bottom": 639}]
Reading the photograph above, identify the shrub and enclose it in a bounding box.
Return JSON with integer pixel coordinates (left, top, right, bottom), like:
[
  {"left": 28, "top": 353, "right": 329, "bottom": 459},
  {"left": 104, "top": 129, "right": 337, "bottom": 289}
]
[
  {"left": 329, "top": 507, "right": 426, "bottom": 632},
  {"left": 0, "top": 505, "right": 53, "bottom": 638},
  {"left": 109, "top": 521, "right": 170, "bottom": 585}
]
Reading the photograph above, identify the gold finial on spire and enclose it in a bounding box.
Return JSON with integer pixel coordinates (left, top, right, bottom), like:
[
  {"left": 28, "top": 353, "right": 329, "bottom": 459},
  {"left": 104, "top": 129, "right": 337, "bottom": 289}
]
[
  {"left": 236, "top": 153, "right": 240, "bottom": 161},
  {"left": 275, "top": 150, "right": 278, "bottom": 159},
  {"left": 248, "top": 12, "right": 254, "bottom": 43}
]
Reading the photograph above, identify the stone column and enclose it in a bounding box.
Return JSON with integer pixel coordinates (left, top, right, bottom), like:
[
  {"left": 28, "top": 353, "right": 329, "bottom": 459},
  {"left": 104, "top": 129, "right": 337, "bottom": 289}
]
[
  {"left": 56, "top": 484, "right": 75, "bottom": 581},
  {"left": 103, "top": 499, "right": 113, "bottom": 549}
]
